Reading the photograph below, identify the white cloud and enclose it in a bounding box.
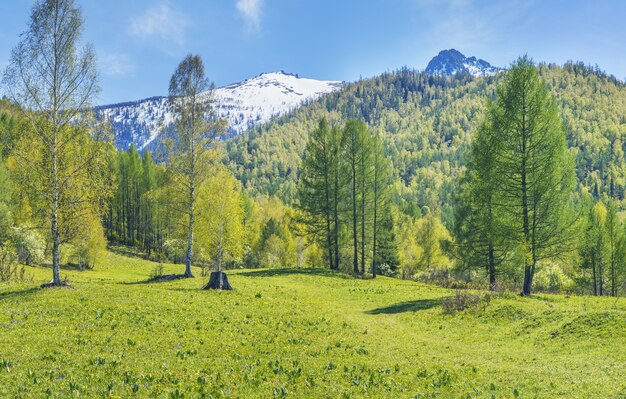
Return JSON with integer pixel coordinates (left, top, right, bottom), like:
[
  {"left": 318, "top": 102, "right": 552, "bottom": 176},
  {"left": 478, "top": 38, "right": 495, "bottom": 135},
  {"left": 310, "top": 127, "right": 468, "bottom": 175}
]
[
  {"left": 236, "top": 0, "right": 263, "bottom": 32},
  {"left": 99, "top": 53, "right": 135, "bottom": 77},
  {"left": 131, "top": 3, "right": 190, "bottom": 45}
]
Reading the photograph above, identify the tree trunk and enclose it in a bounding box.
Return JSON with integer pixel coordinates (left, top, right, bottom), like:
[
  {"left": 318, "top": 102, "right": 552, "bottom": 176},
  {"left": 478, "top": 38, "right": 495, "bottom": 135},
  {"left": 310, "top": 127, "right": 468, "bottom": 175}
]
[
  {"left": 520, "top": 93, "right": 532, "bottom": 297},
  {"left": 352, "top": 157, "right": 358, "bottom": 274},
  {"left": 333, "top": 163, "right": 340, "bottom": 271},
  {"left": 598, "top": 258, "right": 604, "bottom": 296},
  {"left": 51, "top": 174, "right": 62, "bottom": 285},
  {"left": 324, "top": 149, "right": 334, "bottom": 270},
  {"left": 203, "top": 271, "right": 233, "bottom": 290},
  {"left": 592, "top": 255, "right": 597, "bottom": 296},
  {"left": 361, "top": 191, "right": 365, "bottom": 275},
  {"left": 372, "top": 200, "right": 378, "bottom": 278},
  {"left": 488, "top": 243, "right": 495, "bottom": 290},
  {"left": 184, "top": 207, "right": 194, "bottom": 277}
]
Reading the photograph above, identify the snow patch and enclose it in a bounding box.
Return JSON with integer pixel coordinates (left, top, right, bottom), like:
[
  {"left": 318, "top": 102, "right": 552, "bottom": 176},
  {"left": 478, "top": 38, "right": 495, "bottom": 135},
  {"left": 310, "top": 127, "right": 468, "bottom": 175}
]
[{"left": 96, "top": 71, "right": 343, "bottom": 151}]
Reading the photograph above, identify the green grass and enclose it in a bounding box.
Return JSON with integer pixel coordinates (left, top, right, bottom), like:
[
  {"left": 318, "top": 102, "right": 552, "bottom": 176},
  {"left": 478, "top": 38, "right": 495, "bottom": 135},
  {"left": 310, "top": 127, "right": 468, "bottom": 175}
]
[{"left": 1, "top": 251, "right": 626, "bottom": 398}]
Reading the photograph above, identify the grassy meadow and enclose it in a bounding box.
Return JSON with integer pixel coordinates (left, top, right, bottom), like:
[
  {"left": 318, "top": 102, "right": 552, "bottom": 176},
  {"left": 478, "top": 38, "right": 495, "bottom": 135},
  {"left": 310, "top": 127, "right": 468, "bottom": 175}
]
[{"left": 1, "top": 250, "right": 625, "bottom": 398}]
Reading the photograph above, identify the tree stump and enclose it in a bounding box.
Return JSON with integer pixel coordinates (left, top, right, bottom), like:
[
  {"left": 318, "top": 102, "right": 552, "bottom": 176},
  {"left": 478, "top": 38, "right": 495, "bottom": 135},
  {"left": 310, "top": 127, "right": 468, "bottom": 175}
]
[{"left": 203, "top": 271, "right": 233, "bottom": 290}]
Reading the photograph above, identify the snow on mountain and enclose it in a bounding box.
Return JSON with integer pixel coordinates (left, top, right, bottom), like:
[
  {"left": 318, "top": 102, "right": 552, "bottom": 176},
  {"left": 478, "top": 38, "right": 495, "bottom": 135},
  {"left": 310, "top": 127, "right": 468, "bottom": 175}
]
[
  {"left": 425, "top": 49, "right": 504, "bottom": 77},
  {"left": 96, "top": 71, "right": 343, "bottom": 151}
]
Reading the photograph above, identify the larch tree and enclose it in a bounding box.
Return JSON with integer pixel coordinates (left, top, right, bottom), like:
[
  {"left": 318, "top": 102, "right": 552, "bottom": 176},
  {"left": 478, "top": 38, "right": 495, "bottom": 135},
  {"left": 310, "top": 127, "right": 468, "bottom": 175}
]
[
  {"left": 580, "top": 202, "right": 608, "bottom": 295},
  {"left": 605, "top": 200, "right": 622, "bottom": 297},
  {"left": 483, "top": 56, "right": 576, "bottom": 296},
  {"left": 455, "top": 108, "right": 512, "bottom": 290},
  {"left": 2, "top": 0, "right": 110, "bottom": 286},
  {"left": 370, "top": 130, "right": 393, "bottom": 277},
  {"left": 341, "top": 119, "right": 370, "bottom": 274},
  {"left": 297, "top": 118, "right": 339, "bottom": 270},
  {"left": 165, "top": 54, "right": 225, "bottom": 278}
]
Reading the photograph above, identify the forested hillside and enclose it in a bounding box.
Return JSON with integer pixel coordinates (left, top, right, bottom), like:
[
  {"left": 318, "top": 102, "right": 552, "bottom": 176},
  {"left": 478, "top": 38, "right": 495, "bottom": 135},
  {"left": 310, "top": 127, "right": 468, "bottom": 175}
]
[{"left": 226, "top": 63, "right": 626, "bottom": 224}]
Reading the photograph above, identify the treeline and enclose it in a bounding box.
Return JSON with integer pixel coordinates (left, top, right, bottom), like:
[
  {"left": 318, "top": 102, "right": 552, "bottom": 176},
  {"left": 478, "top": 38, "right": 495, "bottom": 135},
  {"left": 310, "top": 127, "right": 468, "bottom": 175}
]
[
  {"left": 105, "top": 146, "right": 169, "bottom": 254},
  {"left": 295, "top": 59, "right": 626, "bottom": 296},
  {"left": 227, "top": 62, "right": 626, "bottom": 221},
  {"left": 298, "top": 119, "right": 398, "bottom": 275},
  {"left": 0, "top": 0, "right": 316, "bottom": 286}
]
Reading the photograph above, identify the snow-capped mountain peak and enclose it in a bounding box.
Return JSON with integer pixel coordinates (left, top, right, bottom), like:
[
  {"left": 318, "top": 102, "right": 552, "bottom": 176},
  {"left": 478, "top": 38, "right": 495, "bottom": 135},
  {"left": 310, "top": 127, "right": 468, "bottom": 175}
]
[
  {"left": 425, "top": 49, "right": 503, "bottom": 77},
  {"left": 96, "top": 71, "right": 343, "bottom": 152}
]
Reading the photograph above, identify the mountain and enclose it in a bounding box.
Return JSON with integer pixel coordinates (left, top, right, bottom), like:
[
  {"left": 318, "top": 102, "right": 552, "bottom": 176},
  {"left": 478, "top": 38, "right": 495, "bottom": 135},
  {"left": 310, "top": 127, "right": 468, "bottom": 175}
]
[
  {"left": 425, "top": 49, "right": 504, "bottom": 77},
  {"left": 226, "top": 63, "right": 626, "bottom": 219},
  {"left": 95, "top": 71, "right": 343, "bottom": 151}
]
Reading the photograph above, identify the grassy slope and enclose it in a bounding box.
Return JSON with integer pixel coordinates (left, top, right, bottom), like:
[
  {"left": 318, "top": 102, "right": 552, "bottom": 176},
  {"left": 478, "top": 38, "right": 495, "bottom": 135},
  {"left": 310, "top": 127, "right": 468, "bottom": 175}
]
[{"left": 1, "top": 252, "right": 625, "bottom": 398}]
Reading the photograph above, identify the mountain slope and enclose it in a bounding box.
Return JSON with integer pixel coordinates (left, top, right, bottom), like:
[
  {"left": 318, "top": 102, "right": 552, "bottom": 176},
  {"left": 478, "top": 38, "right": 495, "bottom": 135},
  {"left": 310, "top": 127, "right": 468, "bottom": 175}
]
[
  {"left": 226, "top": 63, "right": 626, "bottom": 220},
  {"left": 96, "top": 71, "right": 343, "bottom": 151},
  {"left": 425, "top": 49, "right": 504, "bottom": 77}
]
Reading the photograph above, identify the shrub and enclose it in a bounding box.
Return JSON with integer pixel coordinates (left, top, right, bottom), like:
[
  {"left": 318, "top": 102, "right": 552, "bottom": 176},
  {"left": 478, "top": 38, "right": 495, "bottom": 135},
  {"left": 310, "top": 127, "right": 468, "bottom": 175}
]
[
  {"left": 377, "top": 263, "right": 398, "bottom": 277},
  {"left": 68, "top": 213, "right": 107, "bottom": 269},
  {"left": 163, "top": 239, "right": 186, "bottom": 264},
  {"left": 0, "top": 244, "right": 31, "bottom": 282},
  {"left": 441, "top": 290, "right": 489, "bottom": 315},
  {"left": 533, "top": 263, "right": 573, "bottom": 293},
  {"left": 149, "top": 263, "right": 165, "bottom": 280},
  {"left": 10, "top": 225, "right": 45, "bottom": 265},
  {"left": 0, "top": 203, "right": 12, "bottom": 244}
]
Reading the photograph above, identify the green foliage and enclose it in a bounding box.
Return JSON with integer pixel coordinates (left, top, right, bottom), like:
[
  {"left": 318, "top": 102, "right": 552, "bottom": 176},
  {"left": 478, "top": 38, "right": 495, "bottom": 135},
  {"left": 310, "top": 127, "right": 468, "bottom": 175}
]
[
  {"left": 164, "top": 54, "right": 226, "bottom": 277},
  {"left": 414, "top": 210, "right": 451, "bottom": 271},
  {"left": 195, "top": 165, "right": 245, "bottom": 270},
  {"left": 297, "top": 118, "right": 397, "bottom": 276},
  {"left": 297, "top": 119, "right": 340, "bottom": 269},
  {"left": 578, "top": 199, "right": 626, "bottom": 296},
  {"left": 9, "top": 225, "right": 45, "bottom": 266},
  {"left": 3, "top": 0, "right": 103, "bottom": 285},
  {"left": 106, "top": 147, "right": 172, "bottom": 255},
  {"left": 458, "top": 57, "right": 577, "bottom": 295},
  {"left": 257, "top": 216, "right": 296, "bottom": 268},
  {"left": 227, "top": 63, "right": 626, "bottom": 213},
  {"left": 65, "top": 211, "right": 107, "bottom": 270}
]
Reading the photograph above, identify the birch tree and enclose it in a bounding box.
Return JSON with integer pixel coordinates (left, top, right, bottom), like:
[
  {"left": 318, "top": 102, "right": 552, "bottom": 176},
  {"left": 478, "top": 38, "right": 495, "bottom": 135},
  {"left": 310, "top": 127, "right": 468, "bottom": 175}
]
[{"left": 2, "top": 0, "right": 110, "bottom": 286}]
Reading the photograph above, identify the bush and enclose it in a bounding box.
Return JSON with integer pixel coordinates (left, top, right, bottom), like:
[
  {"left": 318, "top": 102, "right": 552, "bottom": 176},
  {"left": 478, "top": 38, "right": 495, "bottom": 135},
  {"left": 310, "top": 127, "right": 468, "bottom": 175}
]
[
  {"left": 10, "top": 225, "right": 45, "bottom": 265},
  {"left": 533, "top": 263, "right": 573, "bottom": 293},
  {"left": 441, "top": 290, "right": 490, "bottom": 315},
  {"left": 163, "top": 239, "right": 186, "bottom": 264},
  {"left": 0, "top": 203, "right": 12, "bottom": 244},
  {"left": 149, "top": 263, "right": 165, "bottom": 279},
  {"left": 377, "top": 263, "right": 398, "bottom": 277},
  {"left": 0, "top": 244, "right": 31, "bottom": 282},
  {"left": 67, "top": 213, "right": 107, "bottom": 269}
]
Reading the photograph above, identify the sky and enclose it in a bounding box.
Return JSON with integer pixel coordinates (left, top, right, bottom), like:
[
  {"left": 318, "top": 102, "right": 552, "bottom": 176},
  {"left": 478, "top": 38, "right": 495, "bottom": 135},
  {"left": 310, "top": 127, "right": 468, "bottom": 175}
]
[{"left": 0, "top": 0, "right": 624, "bottom": 105}]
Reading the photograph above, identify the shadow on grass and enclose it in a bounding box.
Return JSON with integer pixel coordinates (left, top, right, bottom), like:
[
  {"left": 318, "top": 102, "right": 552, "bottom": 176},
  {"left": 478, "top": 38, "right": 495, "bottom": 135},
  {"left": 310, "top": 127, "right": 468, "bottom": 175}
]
[
  {"left": 365, "top": 298, "right": 442, "bottom": 314},
  {"left": 0, "top": 287, "right": 41, "bottom": 300},
  {"left": 122, "top": 274, "right": 194, "bottom": 285},
  {"left": 238, "top": 268, "right": 351, "bottom": 279}
]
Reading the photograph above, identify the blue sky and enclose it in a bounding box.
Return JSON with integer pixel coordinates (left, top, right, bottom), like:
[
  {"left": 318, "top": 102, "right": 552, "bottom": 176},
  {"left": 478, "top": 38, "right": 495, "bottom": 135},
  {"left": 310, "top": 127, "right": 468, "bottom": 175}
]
[{"left": 1, "top": 0, "right": 624, "bottom": 105}]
